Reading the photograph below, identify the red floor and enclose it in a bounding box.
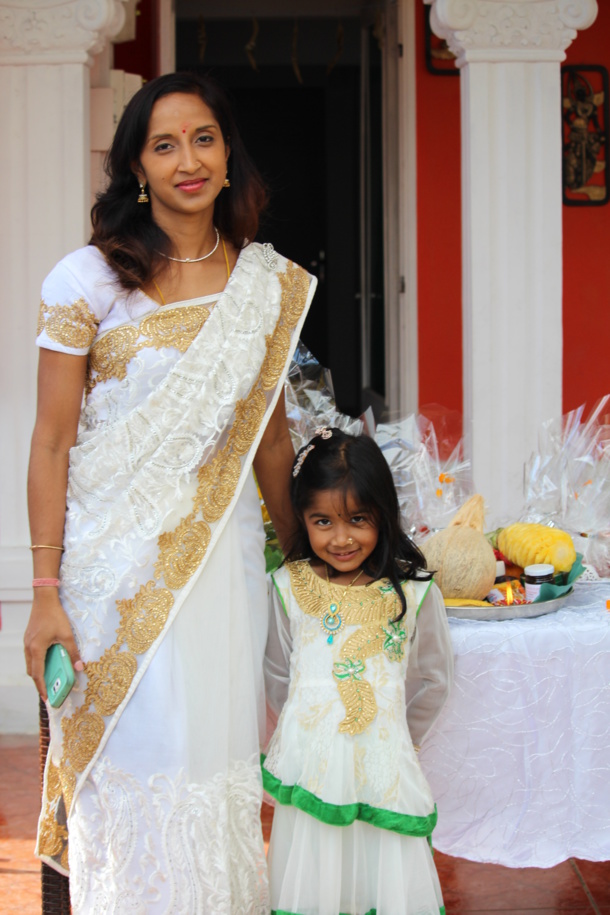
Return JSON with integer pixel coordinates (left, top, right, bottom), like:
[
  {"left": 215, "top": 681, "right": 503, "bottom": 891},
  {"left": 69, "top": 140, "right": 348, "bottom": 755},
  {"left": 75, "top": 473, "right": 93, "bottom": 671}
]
[{"left": 1, "top": 735, "right": 608, "bottom": 914}]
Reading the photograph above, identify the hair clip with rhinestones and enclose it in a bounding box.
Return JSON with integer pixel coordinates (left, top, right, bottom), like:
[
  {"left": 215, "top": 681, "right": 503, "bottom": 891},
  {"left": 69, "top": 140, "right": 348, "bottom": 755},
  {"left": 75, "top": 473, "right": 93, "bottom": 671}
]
[
  {"left": 314, "top": 427, "right": 333, "bottom": 440},
  {"left": 292, "top": 443, "right": 315, "bottom": 477}
]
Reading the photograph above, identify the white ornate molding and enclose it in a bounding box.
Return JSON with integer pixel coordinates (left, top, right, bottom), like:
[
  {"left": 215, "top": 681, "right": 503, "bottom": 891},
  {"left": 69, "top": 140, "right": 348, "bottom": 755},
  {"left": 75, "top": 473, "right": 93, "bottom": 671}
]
[
  {"left": 425, "top": 0, "right": 598, "bottom": 65},
  {"left": 0, "top": 0, "right": 128, "bottom": 65}
]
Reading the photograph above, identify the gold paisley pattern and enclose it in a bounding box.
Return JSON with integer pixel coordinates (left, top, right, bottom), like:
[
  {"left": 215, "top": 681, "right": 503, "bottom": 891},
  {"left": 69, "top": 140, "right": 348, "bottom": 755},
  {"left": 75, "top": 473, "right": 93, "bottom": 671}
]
[
  {"left": 85, "top": 646, "right": 138, "bottom": 717},
  {"left": 229, "top": 389, "right": 267, "bottom": 454},
  {"left": 87, "top": 305, "right": 210, "bottom": 391},
  {"left": 40, "top": 258, "right": 311, "bottom": 871},
  {"left": 155, "top": 514, "right": 211, "bottom": 590},
  {"left": 62, "top": 708, "right": 106, "bottom": 773},
  {"left": 334, "top": 625, "right": 386, "bottom": 735},
  {"left": 288, "top": 561, "right": 400, "bottom": 626},
  {"left": 260, "top": 326, "right": 291, "bottom": 390},
  {"left": 116, "top": 581, "right": 175, "bottom": 654},
  {"left": 38, "top": 297, "right": 99, "bottom": 349},
  {"left": 88, "top": 325, "right": 139, "bottom": 386},
  {"left": 195, "top": 451, "right": 242, "bottom": 523},
  {"left": 288, "top": 561, "right": 407, "bottom": 736},
  {"left": 59, "top": 767, "right": 77, "bottom": 828}
]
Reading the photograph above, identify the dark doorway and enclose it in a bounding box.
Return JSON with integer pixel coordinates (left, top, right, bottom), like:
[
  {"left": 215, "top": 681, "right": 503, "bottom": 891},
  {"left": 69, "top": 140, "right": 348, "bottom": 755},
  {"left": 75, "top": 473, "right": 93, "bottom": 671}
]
[{"left": 176, "top": 16, "right": 381, "bottom": 417}]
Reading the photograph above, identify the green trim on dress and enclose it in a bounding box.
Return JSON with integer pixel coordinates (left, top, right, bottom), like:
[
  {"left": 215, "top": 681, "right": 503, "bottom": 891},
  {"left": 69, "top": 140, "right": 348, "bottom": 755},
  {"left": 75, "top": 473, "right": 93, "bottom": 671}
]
[
  {"left": 262, "top": 758, "right": 437, "bottom": 838},
  {"left": 415, "top": 578, "right": 433, "bottom": 617}
]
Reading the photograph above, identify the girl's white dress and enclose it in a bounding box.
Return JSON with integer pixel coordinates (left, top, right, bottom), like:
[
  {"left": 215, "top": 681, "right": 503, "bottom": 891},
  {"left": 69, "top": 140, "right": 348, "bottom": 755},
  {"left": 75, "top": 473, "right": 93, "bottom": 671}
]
[{"left": 263, "top": 560, "right": 453, "bottom": 915}]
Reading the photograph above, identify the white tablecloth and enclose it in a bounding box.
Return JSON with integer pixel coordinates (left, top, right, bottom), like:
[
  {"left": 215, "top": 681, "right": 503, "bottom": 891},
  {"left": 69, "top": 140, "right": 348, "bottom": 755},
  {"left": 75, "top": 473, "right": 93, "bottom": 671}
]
[{"left": 420, "top": 582, "right": 610, "bottom": 868}]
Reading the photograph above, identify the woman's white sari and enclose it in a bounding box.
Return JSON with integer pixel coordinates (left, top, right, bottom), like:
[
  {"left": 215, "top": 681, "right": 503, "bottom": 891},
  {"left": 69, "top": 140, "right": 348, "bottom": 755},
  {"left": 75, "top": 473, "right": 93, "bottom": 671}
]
[{"left": 35, "top": 242, "right": 315, "bottom": 912}]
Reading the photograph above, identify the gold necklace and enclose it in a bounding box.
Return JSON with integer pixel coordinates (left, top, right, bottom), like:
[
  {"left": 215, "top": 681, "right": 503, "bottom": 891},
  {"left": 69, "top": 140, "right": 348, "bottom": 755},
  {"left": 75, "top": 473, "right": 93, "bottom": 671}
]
[{"left": 323, "top": 564, "right": 365, "bottom": 644}]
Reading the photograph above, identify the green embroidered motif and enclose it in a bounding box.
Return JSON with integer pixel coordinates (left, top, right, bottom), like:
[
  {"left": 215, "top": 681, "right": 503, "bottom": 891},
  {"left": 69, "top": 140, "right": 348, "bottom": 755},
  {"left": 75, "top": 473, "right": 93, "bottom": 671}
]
[
  {"left": 333, "top": 658, "right": 366, "bottom": 681},
  {"left": 382, "top": 621, "right": 407, "bottom": 661}
]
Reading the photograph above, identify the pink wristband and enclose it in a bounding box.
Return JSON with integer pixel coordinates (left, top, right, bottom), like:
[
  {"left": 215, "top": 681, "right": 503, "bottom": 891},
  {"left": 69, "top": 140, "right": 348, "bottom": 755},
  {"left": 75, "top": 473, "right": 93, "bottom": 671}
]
[{"left": 32, "top": 578, "right": 61, "bottom": 588}]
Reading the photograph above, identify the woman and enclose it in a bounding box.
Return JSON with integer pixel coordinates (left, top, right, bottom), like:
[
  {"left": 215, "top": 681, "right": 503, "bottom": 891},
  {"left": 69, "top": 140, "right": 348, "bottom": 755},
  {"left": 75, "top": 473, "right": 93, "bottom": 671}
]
[{"left": 24, "top": 72, "right": 316, "bottom": 912}]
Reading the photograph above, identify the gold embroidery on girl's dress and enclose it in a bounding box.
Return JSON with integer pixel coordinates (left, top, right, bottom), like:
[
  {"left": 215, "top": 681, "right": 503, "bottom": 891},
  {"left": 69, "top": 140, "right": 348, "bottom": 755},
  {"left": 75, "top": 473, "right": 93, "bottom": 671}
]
[
  {"left": 41, "top": 260, "right": 311, "bottom": 873},
  {"left": 87, "top": 305, "right": 210, "bottom": 391},
  {"left": 38, "top": 297, "right": 99, "bottom": 348},
  {"left": 288, "top": 561, "right": 408, "bottom": 736},
  {"left": 333, "top": 625, "right": 385, "bottom": 735},
  {"left": 289, "top": 561, "right": 399, "bottom": 625}
]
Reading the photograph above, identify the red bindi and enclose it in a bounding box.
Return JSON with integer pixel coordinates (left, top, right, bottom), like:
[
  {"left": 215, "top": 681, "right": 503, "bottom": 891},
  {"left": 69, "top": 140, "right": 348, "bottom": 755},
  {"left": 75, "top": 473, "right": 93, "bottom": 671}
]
[{"left": 182, "top": 128, "right": 186, "bottom": 134}]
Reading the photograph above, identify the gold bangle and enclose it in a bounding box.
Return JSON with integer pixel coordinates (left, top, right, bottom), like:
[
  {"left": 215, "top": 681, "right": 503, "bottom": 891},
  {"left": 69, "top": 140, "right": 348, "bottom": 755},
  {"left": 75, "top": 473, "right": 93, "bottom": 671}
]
[{"left": 30, "top": 544, "right": 64, "bottom": 551}]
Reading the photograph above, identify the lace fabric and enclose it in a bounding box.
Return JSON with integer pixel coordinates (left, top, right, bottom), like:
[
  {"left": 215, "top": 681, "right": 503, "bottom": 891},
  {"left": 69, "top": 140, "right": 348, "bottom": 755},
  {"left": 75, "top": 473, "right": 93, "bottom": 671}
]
[{"left": 70, "top": 755, "right": 270, "bottom": 914}]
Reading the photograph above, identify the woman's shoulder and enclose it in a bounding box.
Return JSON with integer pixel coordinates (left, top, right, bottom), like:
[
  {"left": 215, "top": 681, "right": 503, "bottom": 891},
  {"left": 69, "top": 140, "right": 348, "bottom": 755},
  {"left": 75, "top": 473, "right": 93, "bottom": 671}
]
[
  {"left": 44, "top": 245, "right": 115, "bottom": 288},
  {"left": 37, "top": 246, "right": 120, "bottom": 353}
]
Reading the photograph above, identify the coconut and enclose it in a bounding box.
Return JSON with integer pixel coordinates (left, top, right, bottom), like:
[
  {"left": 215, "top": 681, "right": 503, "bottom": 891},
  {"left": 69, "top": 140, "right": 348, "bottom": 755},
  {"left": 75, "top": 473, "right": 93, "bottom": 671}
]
[{"left": 421, "top": 495, "right": 496, "bottom": 600}]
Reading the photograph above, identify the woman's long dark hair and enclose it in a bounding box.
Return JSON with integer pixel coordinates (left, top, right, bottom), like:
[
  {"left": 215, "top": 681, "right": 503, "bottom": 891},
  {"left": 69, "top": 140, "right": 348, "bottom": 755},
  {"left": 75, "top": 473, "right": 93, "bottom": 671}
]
[
  {"left": 286, "top": 429, "right": 431, "bottom": 621},
  {"left": 90, "top": 72, "right": 268, "bottom": 290}
]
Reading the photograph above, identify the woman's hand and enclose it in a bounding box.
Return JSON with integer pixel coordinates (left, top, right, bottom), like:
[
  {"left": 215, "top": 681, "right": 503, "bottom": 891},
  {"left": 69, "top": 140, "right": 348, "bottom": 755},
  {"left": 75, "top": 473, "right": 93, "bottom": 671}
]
[
  {"left": 24, "top": 590, "right": 82, "bottom": 701},
  {"left": 26, "top": 348, "right": 88, "bottom": 700}
]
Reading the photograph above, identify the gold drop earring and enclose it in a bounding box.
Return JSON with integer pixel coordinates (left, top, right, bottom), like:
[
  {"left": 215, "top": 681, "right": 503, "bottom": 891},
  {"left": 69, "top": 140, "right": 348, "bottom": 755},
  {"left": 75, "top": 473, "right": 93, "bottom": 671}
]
[
  {"left": 138, "top": 182, "right": 149, "bottom": 204},
  {"left": 223, "top": 176, "right": 231, "bottom": 188}
]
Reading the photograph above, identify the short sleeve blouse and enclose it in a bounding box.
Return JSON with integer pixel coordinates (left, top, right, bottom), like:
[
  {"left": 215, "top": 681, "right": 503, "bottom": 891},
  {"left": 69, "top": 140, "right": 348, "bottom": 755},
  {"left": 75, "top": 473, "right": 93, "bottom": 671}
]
[{"left": 36, "top": 246, "right": 130, "bottom": 355}]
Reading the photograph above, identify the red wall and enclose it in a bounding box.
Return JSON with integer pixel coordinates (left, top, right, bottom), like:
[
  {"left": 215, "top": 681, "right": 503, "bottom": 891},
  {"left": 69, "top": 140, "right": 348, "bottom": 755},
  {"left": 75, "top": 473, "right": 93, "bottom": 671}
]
[
  {"left": 562, "top": 6, "right": 610, "bottom": 415},
  {"left": 113, "top": 0, "right": 159, "bottom": 82},
  {"left": 415, "top": 1, "right": 462, "bottom": 416},
  {"left": 415, "top": 3, "right": 610, "bottom": 421}
]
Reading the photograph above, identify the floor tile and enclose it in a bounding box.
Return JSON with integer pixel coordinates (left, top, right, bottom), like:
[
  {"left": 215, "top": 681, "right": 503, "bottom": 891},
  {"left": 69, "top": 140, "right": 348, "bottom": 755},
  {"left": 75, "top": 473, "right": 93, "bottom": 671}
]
[
  {"left": 574, "top": 858, "right": 610, "bottom": 906},
  {"left": 435, "top": 852, "right": 594, "bottom": 912}
]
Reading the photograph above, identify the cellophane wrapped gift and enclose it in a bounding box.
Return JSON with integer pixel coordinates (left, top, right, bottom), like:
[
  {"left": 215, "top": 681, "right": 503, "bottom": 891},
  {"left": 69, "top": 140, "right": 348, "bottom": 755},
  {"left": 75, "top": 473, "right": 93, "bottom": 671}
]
[
  {"left": 521, "top": 395, "right": 610, "bottom": 578},
  {"left": 285, "top": 342, "right": 364, "bottom": 447},
  {"left": 284, "top": 344, "right": 473, "bottom": 543},
  {"left": 375, "top": 414, "right": 472, "bottom": 541}
]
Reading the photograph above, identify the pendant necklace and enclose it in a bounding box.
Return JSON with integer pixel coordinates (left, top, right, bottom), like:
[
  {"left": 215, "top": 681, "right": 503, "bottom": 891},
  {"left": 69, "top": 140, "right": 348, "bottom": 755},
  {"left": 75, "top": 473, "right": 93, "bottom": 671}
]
[
  {"left": 323, "top": 564, "right": 365, "bottom": 644},
  {"left": 156, "top": 227, "right": 220, "bottom": 263}
]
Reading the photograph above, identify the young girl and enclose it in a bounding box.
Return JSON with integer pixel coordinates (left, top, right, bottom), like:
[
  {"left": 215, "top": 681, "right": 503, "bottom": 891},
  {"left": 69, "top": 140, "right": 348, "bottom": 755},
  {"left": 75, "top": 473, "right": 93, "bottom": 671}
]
[{"left": 263, "top": 427, "right": 453, "bottom": 915}]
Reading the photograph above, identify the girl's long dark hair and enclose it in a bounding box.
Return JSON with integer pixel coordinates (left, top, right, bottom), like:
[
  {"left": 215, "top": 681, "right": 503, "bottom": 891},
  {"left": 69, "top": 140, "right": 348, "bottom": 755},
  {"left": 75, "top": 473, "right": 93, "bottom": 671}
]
[
  {"left": 286, "top": 429, "right": 431, "bottom": 621},
  {"left": 90, "top": 72, "right": 268, "bottom": 290}
]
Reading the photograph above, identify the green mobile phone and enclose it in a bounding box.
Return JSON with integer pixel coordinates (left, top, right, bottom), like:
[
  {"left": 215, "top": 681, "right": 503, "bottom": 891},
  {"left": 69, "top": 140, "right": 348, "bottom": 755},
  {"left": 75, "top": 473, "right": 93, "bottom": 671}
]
[{"left": 44, "top": 643, "right": 75, "bottom": 708}]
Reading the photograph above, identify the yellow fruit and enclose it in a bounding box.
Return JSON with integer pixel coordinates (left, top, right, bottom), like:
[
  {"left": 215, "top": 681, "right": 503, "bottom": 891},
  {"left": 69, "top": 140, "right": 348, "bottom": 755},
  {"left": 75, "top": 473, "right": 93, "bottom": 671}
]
[{"left": 497, "top": 523, "right": 576, "bottom": 573}]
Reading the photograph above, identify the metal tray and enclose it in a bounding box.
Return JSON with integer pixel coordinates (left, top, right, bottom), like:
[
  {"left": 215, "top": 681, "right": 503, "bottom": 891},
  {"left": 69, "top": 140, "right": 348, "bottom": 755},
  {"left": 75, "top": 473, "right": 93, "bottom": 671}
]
[{"left": 445, "top": 590, "right": 573, "bottom": 621}]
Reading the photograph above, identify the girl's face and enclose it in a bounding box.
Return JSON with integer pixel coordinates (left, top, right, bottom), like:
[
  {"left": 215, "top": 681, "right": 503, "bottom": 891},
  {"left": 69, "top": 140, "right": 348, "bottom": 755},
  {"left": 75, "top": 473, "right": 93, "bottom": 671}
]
[
  {"left": 134, "top": 92, "right": 229, "bottom": 226},
  {"left": 303, "top": 488, "right": 379, "bottom": 575}
]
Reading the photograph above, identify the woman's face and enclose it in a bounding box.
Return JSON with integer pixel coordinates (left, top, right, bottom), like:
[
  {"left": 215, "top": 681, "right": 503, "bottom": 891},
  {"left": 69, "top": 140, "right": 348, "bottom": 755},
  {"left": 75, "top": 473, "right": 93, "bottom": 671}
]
[{"left": 135, "top": 92, "right": 229, "bottom": 225}]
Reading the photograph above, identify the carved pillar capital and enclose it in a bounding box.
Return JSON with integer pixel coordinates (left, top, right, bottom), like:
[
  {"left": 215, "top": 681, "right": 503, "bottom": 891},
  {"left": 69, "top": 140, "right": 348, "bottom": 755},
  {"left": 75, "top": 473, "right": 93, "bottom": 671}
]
[
  {"left": 424, "top": 0, "right": 598, "bottom": 65},
  {"left": 0, "top": 0, "right": 128, "bottom": 65}
]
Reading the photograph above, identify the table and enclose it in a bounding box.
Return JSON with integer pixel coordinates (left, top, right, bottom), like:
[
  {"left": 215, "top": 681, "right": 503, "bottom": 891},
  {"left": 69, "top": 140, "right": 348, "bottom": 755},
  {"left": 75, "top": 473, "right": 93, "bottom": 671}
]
[{"left": 420, "top": 582, "right": 610, "bottom": 868}]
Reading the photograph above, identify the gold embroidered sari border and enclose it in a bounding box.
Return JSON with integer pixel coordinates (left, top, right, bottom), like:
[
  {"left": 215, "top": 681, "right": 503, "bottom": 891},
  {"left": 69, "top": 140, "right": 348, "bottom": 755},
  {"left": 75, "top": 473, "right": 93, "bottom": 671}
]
[{"left": 39, "top": 258, "right": 312, "bottom": 872}]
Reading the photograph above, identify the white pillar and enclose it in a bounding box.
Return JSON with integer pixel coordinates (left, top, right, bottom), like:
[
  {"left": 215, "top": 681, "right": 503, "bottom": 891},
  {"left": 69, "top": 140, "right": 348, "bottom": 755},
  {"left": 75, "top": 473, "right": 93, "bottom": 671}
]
[
  {"left": 0, "top": 0, "right": 127, "bottom": 732},
  {"left": 425, "top": 0, "right": 598, "bottom": 526}
]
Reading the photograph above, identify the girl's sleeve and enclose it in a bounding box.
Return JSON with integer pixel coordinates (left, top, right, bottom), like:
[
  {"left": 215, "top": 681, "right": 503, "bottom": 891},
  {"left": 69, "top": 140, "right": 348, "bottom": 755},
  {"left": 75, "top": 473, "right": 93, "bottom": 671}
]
[
  {"left": 36, "top": 252, "right": 111, "bottom": 355},
  {"left": 264, "top": 572, "right": 293, "bottom": 721},
  {"left": 405, "top": 581, "right": 454, "bottom": 747}
]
